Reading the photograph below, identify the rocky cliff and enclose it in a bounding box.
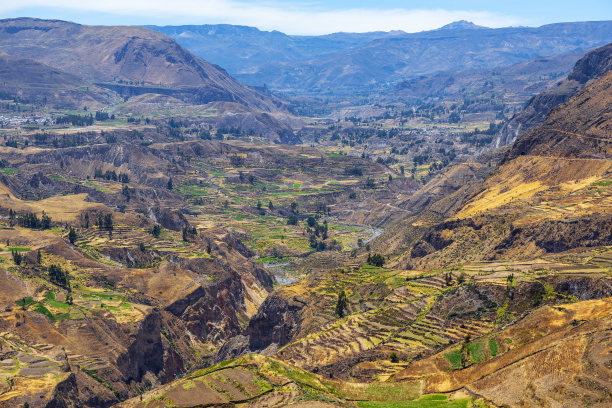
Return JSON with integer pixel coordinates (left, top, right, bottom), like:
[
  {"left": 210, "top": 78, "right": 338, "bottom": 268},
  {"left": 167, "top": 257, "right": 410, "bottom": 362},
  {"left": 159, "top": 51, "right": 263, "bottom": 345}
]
[{"left": 494, "top": 43, "right": 612, "bottom": 147}]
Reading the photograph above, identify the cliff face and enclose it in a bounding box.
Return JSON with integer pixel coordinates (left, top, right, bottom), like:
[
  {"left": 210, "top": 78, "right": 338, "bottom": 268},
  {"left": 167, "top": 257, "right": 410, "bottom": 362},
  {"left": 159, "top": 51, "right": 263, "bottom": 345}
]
[
  {"left": 494, "top": 43, "right": 612, "bottom": 148},
  {"left": 246, "top": 294, "right": 303, "bottom": 351}
]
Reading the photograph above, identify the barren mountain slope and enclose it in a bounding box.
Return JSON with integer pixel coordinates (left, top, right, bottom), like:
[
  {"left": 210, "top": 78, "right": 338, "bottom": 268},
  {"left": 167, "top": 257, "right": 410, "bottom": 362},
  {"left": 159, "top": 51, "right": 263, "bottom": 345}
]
[
  {"left": 0, "top": 53, "right": 116, "bottom": 109},
  {"left": 0, "top": 18, "right": 282, "bottom": 111}
]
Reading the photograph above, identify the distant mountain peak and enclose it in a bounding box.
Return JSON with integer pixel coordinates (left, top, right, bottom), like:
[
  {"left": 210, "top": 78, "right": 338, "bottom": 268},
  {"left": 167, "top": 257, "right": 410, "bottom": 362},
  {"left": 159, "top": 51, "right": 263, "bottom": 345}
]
[{"left": 437, "top": 20, "right": 487, "bottom": 30}]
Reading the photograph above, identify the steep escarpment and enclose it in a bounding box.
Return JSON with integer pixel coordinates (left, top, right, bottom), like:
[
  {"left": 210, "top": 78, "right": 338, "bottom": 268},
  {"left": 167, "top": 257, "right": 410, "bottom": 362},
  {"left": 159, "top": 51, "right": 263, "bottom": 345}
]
[{"left": 494, "top": 42, "right": 612, "bottom": 147}]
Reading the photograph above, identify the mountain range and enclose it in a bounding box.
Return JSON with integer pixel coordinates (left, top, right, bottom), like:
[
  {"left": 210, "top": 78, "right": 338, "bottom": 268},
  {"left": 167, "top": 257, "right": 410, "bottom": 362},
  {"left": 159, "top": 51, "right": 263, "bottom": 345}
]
[{"left": 151, "top": 20, "right": 612, "bottom": 94}]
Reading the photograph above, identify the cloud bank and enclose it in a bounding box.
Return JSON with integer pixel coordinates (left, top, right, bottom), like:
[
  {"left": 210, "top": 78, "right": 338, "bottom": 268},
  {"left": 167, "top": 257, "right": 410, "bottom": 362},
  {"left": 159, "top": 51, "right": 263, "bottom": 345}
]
[{"left": 0, "top": 0, "right": 522, "bottom": 34}]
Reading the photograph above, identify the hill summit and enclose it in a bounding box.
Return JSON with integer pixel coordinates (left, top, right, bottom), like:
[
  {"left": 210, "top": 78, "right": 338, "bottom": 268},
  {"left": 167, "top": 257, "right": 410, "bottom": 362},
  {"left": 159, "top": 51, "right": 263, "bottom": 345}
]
[{"left": 437, "top": 20, "right": 488, "bottom": 30}]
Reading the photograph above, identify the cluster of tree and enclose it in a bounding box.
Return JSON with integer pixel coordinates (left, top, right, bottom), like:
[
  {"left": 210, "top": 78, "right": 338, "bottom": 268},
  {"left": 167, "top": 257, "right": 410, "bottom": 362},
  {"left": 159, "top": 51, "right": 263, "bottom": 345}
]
[
  {"left": 5, "top": 137, "right": 19, "bottom": 148},
  {"left": 306, "top": 217, "right": 342, "bottom": 251},
  {"left": 11, "top": 210, "right": 52, "bottom": 230},
  {"left": 94, "top": 111, "right": 114, "bottom": 121},
  {"left": 56, "top": 114, "right": 94, "bottom": 126},
  {"left": 96, "top": 213, "right": 113, "bottom": 232},
  {"left": 237, "top": 171, "right": 255, "bottom": 185},
  {"left": 151, "top": 224, "right": 162, "bottom": 238},
  {"left": 11, "top": 250, "right": 22, "bottom": 265},
  {"left": 93, "top": 168, "right": 129, "bottom": 183},
  {"left": 48, "top": 264, "right": 69, "bottom": 288},
  {"left": 335, "top": 290, "right": 348, "bottom": 318},
  {"left": 218, "top": 126, "right": 253, "bottom": 138},
  {"left": 127, "top": 116, "right": 150, "bottom": 124},
  {"left": 307, "top": 217, "right": 328, "bottom": 251},
  {"left": 198, "top": 129, "right": 212, "bottom": 140},
  {"left": 345, "top": 167, "right": 363, "bottom": 177},
  {"left": 366, "top": 253, "right": 385, "bottom": 267},
  {"left": 286, "top": 214, "right": 298, "bottom": 225},
  {"left": 376, "top": 156, "right": 399, "bottom": 166},
  {"left": 314, "top": 202, "right": 330, "bottom": 215},
  {"left": 182, "top": 226, "right": 197, "bottom": 242},
  {"left": 52, "top": 134, "right": 87, "bottom": 148},
  {"left": 412, "top": 154, "right": 430, "bottom": 166},
  {"left": 121, "top": 185, "right": 134, "bottom": 201},
  {"left": 167, "top": 118, "right": 187, "bottom": 128},
  {"left": 229, "top": 155, "right": 245, "bottom": 167}
]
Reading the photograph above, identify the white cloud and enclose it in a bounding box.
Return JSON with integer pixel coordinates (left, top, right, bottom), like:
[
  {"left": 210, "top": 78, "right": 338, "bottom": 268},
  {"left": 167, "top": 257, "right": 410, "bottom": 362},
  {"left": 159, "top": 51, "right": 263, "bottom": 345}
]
[{"left": 0, "top": 0, "right": 522, "bottom": 34}]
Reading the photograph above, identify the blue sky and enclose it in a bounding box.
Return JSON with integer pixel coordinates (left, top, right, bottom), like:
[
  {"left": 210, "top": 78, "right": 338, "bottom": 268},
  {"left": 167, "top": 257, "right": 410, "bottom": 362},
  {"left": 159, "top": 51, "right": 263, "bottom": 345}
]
[{"left": 1, "top": 1, "right": 611, "bottom": 35}]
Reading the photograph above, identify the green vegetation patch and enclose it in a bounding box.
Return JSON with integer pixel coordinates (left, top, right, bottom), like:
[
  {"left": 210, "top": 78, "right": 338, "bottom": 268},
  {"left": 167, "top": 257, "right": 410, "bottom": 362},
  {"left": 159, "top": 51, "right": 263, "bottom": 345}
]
[
  {"left": 0, "top": 168, "right": 17, "bottom": 175},
  {"left": 468, "top": 342, "right": 485, "bottom": 363},
  {"left": 177, "top": 183, "right": 210, "bottom": 197},
  {"left": 46, "top": 300, "right": 70, "bottom": 309},
  {"left": 357, "top": 394, "right": 471, "bottom": 408},
  {"left": 7, "top": 247, "right": 31, "bottom": 252},
  {"left": 444, "top": 350, "right": 463, "bottom": 369},
  {"left": 32, "top": 304, "right": 54, "bottom": 320},
  {"left": 489, "top": 338, "right": 498, "bottom": 357},
  {"left": 348, "top": 382, "right": 420, "bottom": 403},
  {"left": 16, "top": 297, "right": 34, "bottom": 307}
]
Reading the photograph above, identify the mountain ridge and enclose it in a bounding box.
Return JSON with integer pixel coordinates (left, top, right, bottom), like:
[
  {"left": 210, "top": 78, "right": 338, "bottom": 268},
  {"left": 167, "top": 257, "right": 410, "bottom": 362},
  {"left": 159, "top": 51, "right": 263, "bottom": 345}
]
[
  {"left": 150, "top": 20, "right": 612, "bottom": 94},
  {"left": 0, "top": 17, "right": 283, "bottom": 112}
]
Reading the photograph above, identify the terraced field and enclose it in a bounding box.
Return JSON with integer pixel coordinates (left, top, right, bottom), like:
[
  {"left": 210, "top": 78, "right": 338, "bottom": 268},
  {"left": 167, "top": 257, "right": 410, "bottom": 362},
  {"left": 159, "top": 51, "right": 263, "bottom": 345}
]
[{"left": 265, "top": 250, "right": 611, "bottom": 383}]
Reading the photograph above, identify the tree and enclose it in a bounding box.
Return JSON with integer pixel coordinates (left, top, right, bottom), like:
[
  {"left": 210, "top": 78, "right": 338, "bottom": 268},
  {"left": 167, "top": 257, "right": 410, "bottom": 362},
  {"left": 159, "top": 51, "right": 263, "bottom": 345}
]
[
  {"left": 306, "top": 216, "right": 316, "bottom": 228},
  {"left": 182, "top": 226, "right": 197, "bottom": 242},
  {"left": 390, "top": 352, "right": 399, "bottom": 363},
  {"left": 268, "top": 200, "right": 274, "bottom": 210},
  {"left": 41, "top": 211, "right": 51, "bottom": 229},
  {"left": 286, "top": 215, "right": 298, "bottom": 226},
  {"left": 68, "top": 227, "right": 77, "bottom": 244},
  {"left": 461, "top": 334, "right": 471, "bottom": 368},
  {"left": 336, "top": 290, "right": 348, "bottom": 318},
  {"left": 167, "top": 177, "right": 173, "bottom": 190},
  {"left": 11, "top": 250, "right": 22, "bottom": 265},
  {"left": 122, "top": 185, "right": 131, "bottom": 201},
  {"left": 49, "top": 264, "right": 68, "bottom": 288},
  {"left": 367, "top": 253, "right": 385, "bottom": 267},
  {"left": 445, "top": 271, "right": 453, "bottom": 286},
  {"left": 457, "top": 272, "right": 467, "bottom": 284},
  {"left": 151, "top": 224, "right": 162, "bottom": 238},
  {"left": 103, "top": 213, "right": 113, "bottom": 232}
]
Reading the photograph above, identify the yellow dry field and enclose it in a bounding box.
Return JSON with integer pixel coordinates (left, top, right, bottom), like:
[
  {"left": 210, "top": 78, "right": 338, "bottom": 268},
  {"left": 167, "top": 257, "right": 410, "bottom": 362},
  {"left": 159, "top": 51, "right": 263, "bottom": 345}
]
[
  {"left": 456, "top": 156, "right": 611, "bottom": 219},
  {"left": 395, "top": 297, "right": 612, "bottom": 407},
  {"left": 0, "top": 181, "right": 105, "bottom": 223},
  {"left": 0, "top": 372, "right": 68, "bottom": 404}
]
